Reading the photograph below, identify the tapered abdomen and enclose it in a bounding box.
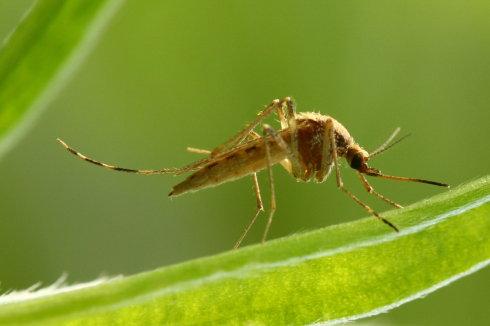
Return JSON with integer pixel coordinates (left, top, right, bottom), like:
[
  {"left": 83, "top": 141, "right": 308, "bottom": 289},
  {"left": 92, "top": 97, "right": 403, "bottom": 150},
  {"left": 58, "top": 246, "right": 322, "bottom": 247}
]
[{"left": 169, "top": 137, "right": 288, "bottom": 197}]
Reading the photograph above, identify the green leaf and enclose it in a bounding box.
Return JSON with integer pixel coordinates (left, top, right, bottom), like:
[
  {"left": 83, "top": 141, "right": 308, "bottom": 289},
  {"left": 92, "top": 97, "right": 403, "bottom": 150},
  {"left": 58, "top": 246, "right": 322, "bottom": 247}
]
[
  {"left": 0, "top": 0, "right": 124, "bottom": 157},
  {"left": 0, "top": 176, "right": 488, "bottom": 325}
]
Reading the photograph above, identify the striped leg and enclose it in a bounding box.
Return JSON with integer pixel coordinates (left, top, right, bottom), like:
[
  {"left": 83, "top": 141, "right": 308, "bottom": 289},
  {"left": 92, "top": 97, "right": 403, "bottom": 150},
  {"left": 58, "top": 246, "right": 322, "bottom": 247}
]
[
  {"left": 260, "top": 121, "right": 308, "bottom": 243},
  {"left": 57, "top": 138, "right": 191, "bottom": 175},
  {"left": 325, "top": 119, "right": 399, "bottom": 232},
  {"left": 357, "top": 172, "right": 403, "bottom": 209}
]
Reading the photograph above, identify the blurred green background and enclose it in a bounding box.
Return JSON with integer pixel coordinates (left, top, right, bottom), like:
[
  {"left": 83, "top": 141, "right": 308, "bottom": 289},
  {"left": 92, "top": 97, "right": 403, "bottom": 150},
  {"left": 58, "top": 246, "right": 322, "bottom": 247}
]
[{"left": 1, "top": 0, "right": 489, "bottom": 324}]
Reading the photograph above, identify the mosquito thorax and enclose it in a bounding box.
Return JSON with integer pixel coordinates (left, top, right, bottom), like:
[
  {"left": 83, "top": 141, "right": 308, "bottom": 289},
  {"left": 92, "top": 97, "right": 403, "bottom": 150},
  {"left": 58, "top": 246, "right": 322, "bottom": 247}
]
[{"left": 346, "top": 144, "right": 369, "bottom": 171}]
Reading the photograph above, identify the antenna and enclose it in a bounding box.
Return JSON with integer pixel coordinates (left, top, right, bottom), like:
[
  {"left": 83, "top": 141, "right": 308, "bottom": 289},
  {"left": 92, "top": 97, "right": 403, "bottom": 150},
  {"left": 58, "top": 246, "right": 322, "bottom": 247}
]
[{"left": 370, "top": 127, "right": 411, "bottom": 157}]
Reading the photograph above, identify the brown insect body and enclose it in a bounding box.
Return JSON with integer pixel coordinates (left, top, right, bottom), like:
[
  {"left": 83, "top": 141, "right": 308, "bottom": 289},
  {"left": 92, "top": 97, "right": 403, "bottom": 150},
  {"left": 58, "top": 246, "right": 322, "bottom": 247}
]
[
  {"left": 170, "top": 113, "right": 356, "bottom": 196},
  {"left": 58, "top": 97, "right": 448, "bottom": 248}
]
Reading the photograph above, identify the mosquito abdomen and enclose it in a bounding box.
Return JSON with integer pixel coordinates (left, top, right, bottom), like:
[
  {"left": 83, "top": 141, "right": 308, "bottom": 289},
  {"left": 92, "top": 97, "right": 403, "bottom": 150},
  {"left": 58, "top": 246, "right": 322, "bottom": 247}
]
[{"left": 169, "top": 139, "right": 287, "bottom": 197}]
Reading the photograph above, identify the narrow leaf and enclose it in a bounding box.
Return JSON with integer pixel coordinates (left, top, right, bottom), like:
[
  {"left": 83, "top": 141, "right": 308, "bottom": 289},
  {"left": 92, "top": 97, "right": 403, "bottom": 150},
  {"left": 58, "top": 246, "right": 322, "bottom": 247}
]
[
  {"left": 0, "top": 0, "right": 124, "bottom": 157},
  {"left": 0, "top": 176, "right": 489, "bottom": 325}
]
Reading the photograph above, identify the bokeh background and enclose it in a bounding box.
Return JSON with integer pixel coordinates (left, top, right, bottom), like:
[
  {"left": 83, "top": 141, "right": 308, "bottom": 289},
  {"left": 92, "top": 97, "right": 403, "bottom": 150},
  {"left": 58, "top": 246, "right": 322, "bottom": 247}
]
[{"left": 1, "top": 0, "right": 489, "bottom": 324}]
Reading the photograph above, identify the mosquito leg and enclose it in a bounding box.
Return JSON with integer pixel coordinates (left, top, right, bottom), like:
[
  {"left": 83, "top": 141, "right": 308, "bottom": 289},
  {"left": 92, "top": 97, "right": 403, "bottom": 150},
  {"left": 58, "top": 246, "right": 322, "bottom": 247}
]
[
  {"left": 256, "top": 97, "right": 302, "bottom": 178},
  {"left": 357, "top": 172, "right": 403, "bottom": 209},
  {"left": 184, "top": 132, "right": 267, "bottom": 248},
  {"left": 233, "top": 173, "right": 264, "bottom": 249},
  {"left": 339, "top": 182, "right": 399, "bottom": 232},
  {"left": 325, "top": 119, "right": 342, "bottom": 185},
  {"left": 317, "top": 117, "right": 334, "bottom": 181},
  {"left": 186, "top": 147, "right": 211, "bottom": 155},
  {"left": 276, "top": 103, "right": 288, "bottom": 129},
  {"left": 261, "top": 124, "right": 279, "bottom": 243},
  {"left": 233, "top": 130, "right": 266, "bottom": 248},
  {"left": 325, "top": 119, "right": 399, "bottom": 232},
  {"left": 280, "top": 97, "right": 303, "bottom": 179},
  {"left": 211, "top": 98, "right": 283, "bottom": 156},
  {"left": 57, "top": 138, "right": 191, "bottom": 175}
]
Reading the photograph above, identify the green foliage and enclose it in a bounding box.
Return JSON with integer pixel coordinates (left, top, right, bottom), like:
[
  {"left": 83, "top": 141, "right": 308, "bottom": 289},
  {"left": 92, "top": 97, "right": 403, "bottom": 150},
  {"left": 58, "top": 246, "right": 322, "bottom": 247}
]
[
  {"left": 0, "top": 176, "right": 488, "bottom": 325},
  {"left": 0, "top": 0, "right": 123, "bottom": 157}
]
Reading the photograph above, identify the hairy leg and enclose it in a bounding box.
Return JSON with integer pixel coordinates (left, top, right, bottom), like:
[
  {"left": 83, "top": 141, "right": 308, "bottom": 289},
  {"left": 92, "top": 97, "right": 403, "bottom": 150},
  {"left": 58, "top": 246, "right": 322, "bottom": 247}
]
[
  {"left": 357, "top": 172, "right": 403, "bottom": 209},
  {"left": 325, "top": 119, "right": 399, "bottom": 232}
]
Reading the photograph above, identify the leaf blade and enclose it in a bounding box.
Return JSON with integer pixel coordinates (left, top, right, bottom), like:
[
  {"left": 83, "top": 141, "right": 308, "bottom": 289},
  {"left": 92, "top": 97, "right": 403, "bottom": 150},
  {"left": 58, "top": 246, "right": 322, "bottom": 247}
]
[
  {"left": 0, "top": 176, "right": 489, "bottom": 325},
  {"left": 0, "top": 0, "right": 124, "bottom": 157}
]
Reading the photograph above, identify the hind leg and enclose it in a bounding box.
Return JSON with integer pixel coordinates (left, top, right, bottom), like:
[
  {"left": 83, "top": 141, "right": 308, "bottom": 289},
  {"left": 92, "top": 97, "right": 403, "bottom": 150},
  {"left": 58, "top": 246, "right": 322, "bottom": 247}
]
[{"left": 233, "top": 172, "right": 264, "bottom": 249}]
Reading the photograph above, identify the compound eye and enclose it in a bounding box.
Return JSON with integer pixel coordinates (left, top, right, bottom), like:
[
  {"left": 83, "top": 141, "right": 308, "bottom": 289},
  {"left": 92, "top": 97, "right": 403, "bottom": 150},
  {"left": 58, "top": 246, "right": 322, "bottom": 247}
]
[{"left": 350, "top": 153, "right": 363, "bottom": 170}]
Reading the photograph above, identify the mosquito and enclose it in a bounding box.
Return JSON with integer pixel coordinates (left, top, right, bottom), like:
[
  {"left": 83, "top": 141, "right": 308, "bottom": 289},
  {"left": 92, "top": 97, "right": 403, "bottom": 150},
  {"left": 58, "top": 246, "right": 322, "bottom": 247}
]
[{"left": 58, "top": 97, "right": 449, "bottom": 249}]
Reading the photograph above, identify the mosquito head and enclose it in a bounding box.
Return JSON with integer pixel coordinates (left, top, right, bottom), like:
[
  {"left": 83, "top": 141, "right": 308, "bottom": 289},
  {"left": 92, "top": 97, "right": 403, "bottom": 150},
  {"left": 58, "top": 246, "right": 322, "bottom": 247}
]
[
  {"left": 346, "top": 144, "right": 370, "bottom": 172},
  {"left": 347, "top": 143, "right": 450, "bottom": 188},
  {"left": 346, "top": 143, "right": 449, "bottom": 187}
]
